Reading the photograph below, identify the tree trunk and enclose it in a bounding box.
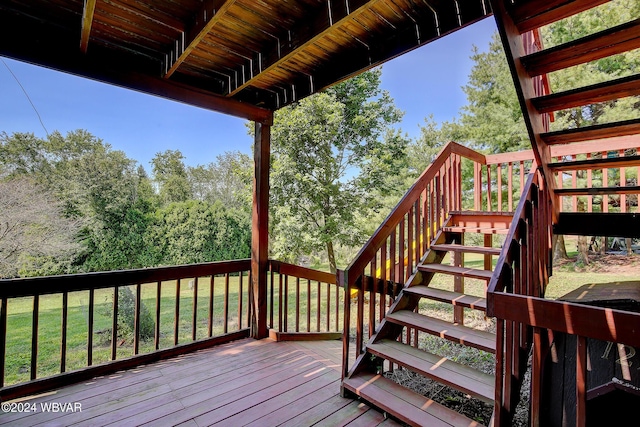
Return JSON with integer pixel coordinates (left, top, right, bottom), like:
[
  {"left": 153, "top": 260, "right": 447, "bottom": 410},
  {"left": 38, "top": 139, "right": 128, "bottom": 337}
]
[
  {"left": 553, "top": 234, "right": 569, "bottom": 261},
  {"left": 626, "top": 238, "right": 633, "bottom": 255},
  {"left": 327, "top": 240, "right": 337, "bottom": 274},
  {"left": 577, "top": 235, "right": 590, "bottom": 265}
]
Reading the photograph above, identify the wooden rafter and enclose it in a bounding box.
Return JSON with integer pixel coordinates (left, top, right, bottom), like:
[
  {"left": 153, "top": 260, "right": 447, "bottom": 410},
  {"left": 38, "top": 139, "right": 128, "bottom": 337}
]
[
  {"left": 80, "top": 0, "right": 97, "bottom": 53},
  {"left": 164, "top": 0, "right": 238, "bottom": 78},
  {"left": 227, "top": 0, "right": 382, "bottom": 97}
]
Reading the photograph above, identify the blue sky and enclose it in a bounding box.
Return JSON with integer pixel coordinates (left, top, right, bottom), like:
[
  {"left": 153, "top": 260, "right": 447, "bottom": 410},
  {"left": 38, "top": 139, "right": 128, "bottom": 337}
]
[{"left": 0, "top": 17, "right": 496, "bottom": 171}]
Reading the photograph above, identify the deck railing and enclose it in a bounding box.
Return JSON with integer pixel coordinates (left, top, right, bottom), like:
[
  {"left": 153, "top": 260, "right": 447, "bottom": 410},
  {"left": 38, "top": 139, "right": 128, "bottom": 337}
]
[
  {"left": 268, "top": 260, "right": 343, "bottom": 340},
  {"left": 0, "top": 259, "right": 252, "bottom": 400},
  {"left": 339, "top": 141, "right": 532, "bottom": 378},
  {"left": 487, "top": 165, "right": 640, "bottom": 426},
  {"left": 0, "top": 258, "right": 342, "bottom": 400}
]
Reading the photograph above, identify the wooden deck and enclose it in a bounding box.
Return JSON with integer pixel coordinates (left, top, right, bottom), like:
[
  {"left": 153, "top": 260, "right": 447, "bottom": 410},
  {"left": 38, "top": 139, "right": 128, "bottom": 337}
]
[{"left": 0, "top": 338, "right": 401, "bottom": 427}]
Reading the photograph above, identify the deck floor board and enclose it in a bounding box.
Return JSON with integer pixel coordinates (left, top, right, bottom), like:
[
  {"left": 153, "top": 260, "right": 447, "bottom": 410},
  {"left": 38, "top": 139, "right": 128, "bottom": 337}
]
[{"left": 2, "top": 338, "right": 399, "bottom": 427}]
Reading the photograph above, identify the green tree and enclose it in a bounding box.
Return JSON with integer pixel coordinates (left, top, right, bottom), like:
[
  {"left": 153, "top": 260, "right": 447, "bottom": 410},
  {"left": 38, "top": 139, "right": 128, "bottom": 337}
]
[
  {"left": 151, "top": 149, "right": 192, "bottom": 205},
  {"left": 148, "top": 200, "right": 250, "bottom": 266},
  {"left": 0, "top": 130, "right": 156, "bottom": 273},
  {"left": 188, "top": 151, "right": 252, "bottom": 211},
  {"left": 458, "top": 33, "right": 529, "bottom": 153},
  {"left": 270, "top": 69, "right": 406, "bottom": 272}
]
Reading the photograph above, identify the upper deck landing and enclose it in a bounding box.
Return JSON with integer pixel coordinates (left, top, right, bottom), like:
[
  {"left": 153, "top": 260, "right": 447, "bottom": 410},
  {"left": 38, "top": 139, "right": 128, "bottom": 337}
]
[{"left": 0, "top": 338, "right": 399, "bottom": 427}]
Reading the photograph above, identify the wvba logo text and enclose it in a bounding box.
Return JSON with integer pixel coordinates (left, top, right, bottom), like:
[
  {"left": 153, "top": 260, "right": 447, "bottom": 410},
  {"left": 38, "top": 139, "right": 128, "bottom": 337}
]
[{"left": 41, "top": 402, "right": 82, "bottom": 412}]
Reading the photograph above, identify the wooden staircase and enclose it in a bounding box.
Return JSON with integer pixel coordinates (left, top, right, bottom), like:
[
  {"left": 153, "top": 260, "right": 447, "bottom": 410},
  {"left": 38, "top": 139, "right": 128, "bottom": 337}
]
[
  {"left": 343, "top": 211, "right": 512, "bottom": 427},
  {"left": 491, "top": 0, "right": 640, "bottom": 229}
]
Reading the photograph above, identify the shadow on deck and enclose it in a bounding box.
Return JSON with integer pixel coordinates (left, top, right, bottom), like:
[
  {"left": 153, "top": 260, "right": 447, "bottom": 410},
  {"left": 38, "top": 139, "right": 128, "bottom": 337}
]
[{"left": 0, "top": 339, "right": 400, "bottom": 426}]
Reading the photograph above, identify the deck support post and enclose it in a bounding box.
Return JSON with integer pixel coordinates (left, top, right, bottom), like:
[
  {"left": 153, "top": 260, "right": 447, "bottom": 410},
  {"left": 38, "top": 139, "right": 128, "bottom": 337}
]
[{"left": 251, "top": 118, "right": 272, "bottom": 339}]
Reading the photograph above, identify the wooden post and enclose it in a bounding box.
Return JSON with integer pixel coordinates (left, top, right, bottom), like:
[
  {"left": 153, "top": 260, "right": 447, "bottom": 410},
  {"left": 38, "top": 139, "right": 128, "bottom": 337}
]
[{"left": 251, "top": 120, "right": 271, "bottom": 339}]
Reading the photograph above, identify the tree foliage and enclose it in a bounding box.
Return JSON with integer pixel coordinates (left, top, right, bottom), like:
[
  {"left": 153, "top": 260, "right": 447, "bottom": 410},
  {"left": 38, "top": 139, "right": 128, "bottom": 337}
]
[
  {"left": 270, "top": 68, "right": 407, "bottom": 272},
  {"left": 0, "top": 178, "right": 79, "bottom": 278},
  {"left": 0, "top": 130, "right": 252, "bottom": 276},
  {"left": 458, "top": 33, "right": 529, "bottom": 153}
]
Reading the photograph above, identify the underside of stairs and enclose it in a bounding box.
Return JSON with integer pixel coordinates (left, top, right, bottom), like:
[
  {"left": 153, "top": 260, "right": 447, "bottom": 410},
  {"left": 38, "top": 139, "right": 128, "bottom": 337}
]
[
  {"left": 492, "top": 0, "right": 640, "bottom": 221},
  {"left": 343, "top": 211, "right": 511, "bottom": 427}
]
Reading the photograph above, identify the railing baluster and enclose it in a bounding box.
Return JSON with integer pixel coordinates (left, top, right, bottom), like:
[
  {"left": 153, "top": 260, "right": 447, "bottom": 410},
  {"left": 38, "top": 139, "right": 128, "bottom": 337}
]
[
  {"left": 238, "top": 272, "right": 243, "bottom": 330},
  {"left": 486, "top": 164, "right": 493, "bottom": 211},
  {"left": 326, "top": 280, "right": 331, "bottom": 332},
  {"left": 0, "top": 297, "right": 6, "bottom": 387},
  {"left": 269, "top": 270, "right": 274, "bottom": 329},
  {"left": 316, "top": 280, "right": 321, "bottom": 332},
  {"left": 380, "top": 241, "right": 387, "bottom": 323},
  {"left": 356, "top": 273, "right": 364, "bottom": 355},
  {"left": 223, "top": 274, "right": 229, "bottom": 334},
  {"left": 156, "top": 281, "right": 162, "bottom": 348},
  {"left": 87, "top": 289, "right": 94, "bottom": 366},
  {"left": 174, "top": 279, "right": 181, "bottom": 345},
  {"left": 399, "top": 214, "right": 405, "bottom": 283},
  {"left": 284, "top": 274, "right": 288, "bottom": 332},
  {"left": 112, "top": 286, "right": 118, "bottom": 360},
  {"left": 279, "top": 273, "right": 284, "bottom": 332},
  {"left": 508, "top": 162, "right": 514, "bottom": 211},
  {"left": 247, "top": 270, "right": 251, "bottom": 328},
  {"left": 474, "top": 162, "right": 482, "bottom": 210},
  {"left": 306, "top": 278, "right": 311, "bottom": 333},
  {"left": 335, "top": 277, "right": 339, "bottom": 332},
  {"left": 421, "top": 189, "right": 427, "bottom": 254},
  {"left": 295, "top": 277, "right": 300, "bottom": 332},
  {"left": 134, "top": 284, "right": 140, "bottom": 355},
  {"left": 208, "top": 277, "right": 214, "bottom": 337},
  {"left": 530, "top": 327, "right": 544, "bottom": 427},
  {"left": 61, "top": 291, "right": 68, "bottom": 372},
  {"left": 576, "top": 335, "right": 588, "bottom": 427},
  {"left": 498, "top": 163, "right": 503, "bottom": 212},
  {"left": 407, "top": 208, "right": 413, "bottom": 281},
  {"left": 414, "top": 199, "right": 420, "bottom": 267},
  {"left": 192, "top": 277, "right": 198, "bottom": 341},
  {"left": 586, "top": 153, "right": 593, "bottom": 212},
  {"left": 494, "top": 318, "right": 505, "bottom": 427},
  {"left": 341, "top": 270, "right": 350, "bottom": 380},
  {"left": 369, "top": 255, "right": 377, "bottom": 337}
]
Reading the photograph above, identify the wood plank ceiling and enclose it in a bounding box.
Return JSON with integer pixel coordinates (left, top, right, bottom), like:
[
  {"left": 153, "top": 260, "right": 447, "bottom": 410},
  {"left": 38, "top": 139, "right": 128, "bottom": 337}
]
[{"left": 0, "top": 0, "right": 491, "bottom": 123}]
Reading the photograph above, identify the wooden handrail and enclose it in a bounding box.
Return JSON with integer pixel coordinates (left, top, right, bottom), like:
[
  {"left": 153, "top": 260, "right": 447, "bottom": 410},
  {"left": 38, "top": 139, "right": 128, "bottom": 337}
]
[
  {"left": 0, "top": 259, "right": 251, "bottom": 299},
  {"left": 344, "top": 141, "right": 486, "bottom": 286},
  {"left": 269, "top": 260, "right": 336, "bottom": 285}
]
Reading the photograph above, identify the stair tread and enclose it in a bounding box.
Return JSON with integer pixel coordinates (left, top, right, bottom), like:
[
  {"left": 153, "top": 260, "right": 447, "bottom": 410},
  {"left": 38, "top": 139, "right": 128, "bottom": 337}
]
[
  {"left": 443, "top": 226, "right": 510, "bottom": 235},
  {"left": 449, "top": 210, "right": 514, "bottom": 216},
  {"left": 367, "top": 339, "right": 495, "bottom": 404},
  {"left": 548, "top": 154, "right": 640, "bottom": 171},
  {"left": 510, "top": 0, "right": 609, "bottom": 34},
  {"left": 554, "top": 185, "right": 640, "bottom": 196},
  {"left": 343, "top": 373, "right": 485, "bottom": 427},
  {"left": 432, "top": 243, "right": 502, "bottom": 256},
  {"left": 554, "top": 212, "right": 640, "bottom": 238},
  {"left": 540, "top": 118, "right": 640, "bottom": 145},
  {"left": 419, "top": 264, "right": 493, "bottom": 281},
  {"left": 404, "top": 286, "right": 488, "bottom": 312},
  {"left": 532, "top": 74, "right": 640, "bottom": 113},
  {"left": 386, "top": 309, "right": 495, "bottom": 353},
  {"left": 521, "top": 18, "right": 640, "bottom": 76}
]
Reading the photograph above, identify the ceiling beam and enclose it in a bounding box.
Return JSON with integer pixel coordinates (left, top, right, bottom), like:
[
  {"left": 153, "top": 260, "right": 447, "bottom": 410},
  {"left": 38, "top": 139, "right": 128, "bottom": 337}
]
[
  {"left": 0, "top": 12, "right": 273, "bottom": 124},
  {"left": 80, "top": 0, "right": 98, "bottom": 53},
  {"left": 227, "top": 0, "right": 382, "bottom": 97},
  {"left": 164, "top": 0, "right": 238, "bottom": 78}
]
